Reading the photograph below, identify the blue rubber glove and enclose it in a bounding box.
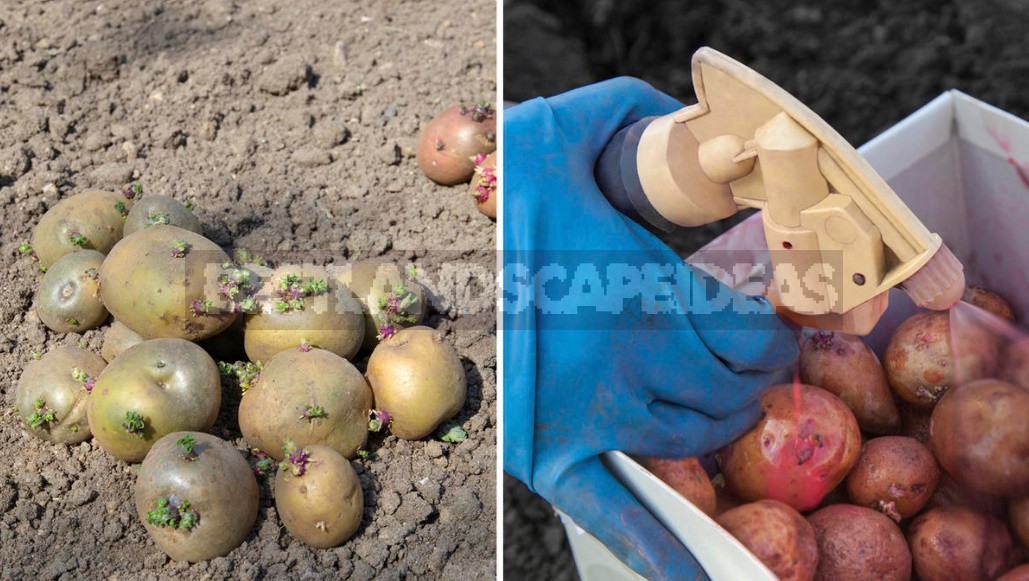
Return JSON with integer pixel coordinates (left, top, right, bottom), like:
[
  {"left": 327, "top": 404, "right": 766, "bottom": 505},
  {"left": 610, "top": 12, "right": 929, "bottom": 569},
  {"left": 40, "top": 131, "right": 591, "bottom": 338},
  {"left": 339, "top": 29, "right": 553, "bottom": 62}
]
[{"left": 502, "top": 78, "right": 800, "bottom": 580}]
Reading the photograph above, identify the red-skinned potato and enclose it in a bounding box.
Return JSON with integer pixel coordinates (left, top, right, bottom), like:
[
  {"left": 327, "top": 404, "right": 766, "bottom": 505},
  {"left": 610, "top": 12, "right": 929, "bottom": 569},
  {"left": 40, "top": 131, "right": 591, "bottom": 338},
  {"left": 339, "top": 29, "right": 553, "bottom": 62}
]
[
  {"left": 929, "top": 378, "right": 1029, "bottom": 496},
  {"left": 35, "top": 250, "right": 108, "bottom": 333},
  {"left": 925, "top": 473, "right": 1006, "bottom": 518},
  {"left": 16, "top": 346, "right": 105, "bottom": 444},
  {"left": 417, "top": 103, "right": 496, "bottom": 185},
  {"left": 123, "top": 195, "right": 201, "bottom": 237},
  {"left": 962, "top": 285, "right": 1015, "bottom": 321},
  {"left": 717, "top": 500, "right": 819, "bottom": 581},
  {"left": 99, "top": 225, "right": 236, "bottom": 341},
  {"left": 845, "top": 436, "right": 939, "bottom": 521},
  {"left": 799, "top": 331, "right": 899, "bottom": 434},
  {"left": 1011, "top": 495, "right": 1029, "bottom": 552},
  {"left": 996, "top": 564, "right": 1029, "bottom": 581},
  {"left": 238, "top": 347, "right": 372, "bottom": 460},
  {"left": 243, "top": 266, "right": 365, "bottom": 363},
  {"left": 87, "top": 338, "right": 221, "bottom": 462},
  {"left": 719, "top": 383, "right": 861, "bottom": 512},
  {"left": 31, "top": 190, "right": 134, "bottom": 268},
  {"left": 275, "top": 442, "right": 363, "bottom": 548},
  {"left": 365, "top": 326, "right": 466, "bottom": 440},
  {"left": 468, "top": 152, "right": 497, "bottom": 219},
  {"left": 807, "top": 504, "right": 911, "bottom": 581},
  {"left": 135, "top": 432, "right": 258, "bottom": 562},
  {"left": 102, "top": 320, "right": 144, "bottom": 362},
  {"left": 907, "top": 506, "right": 1021, "bottom": 581},
  {"left": 637, "top": 456, "right": 716, "bottom": 516},
  {"left": 1000, "top": 337, "right": 1029, "bottom": 389},
  {"left": 897, "top": 399, "right": 933, "bottom": 443},
  {"left": 884, "top": 311, "right": 999, "bottom": 407}
]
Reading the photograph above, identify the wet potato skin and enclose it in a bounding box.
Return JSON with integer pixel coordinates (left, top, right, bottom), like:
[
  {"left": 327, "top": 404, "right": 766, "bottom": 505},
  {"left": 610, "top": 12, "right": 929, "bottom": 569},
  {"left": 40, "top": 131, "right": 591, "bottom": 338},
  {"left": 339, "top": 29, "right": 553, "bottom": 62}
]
[
  {"left": 16, "top": 346, "right": 106, "bottom": 445},
  {"left": 365, "top": 326, "right": 467, "bottom": 440},
  {"left": 275, "top": 445, "right": 364, "bottom": 549},
  {"left": 87, "top": 338, "right": 221, "bottom": 463},
  {"left": 99, "top": 225, "right": 235, "bottom": 341},
  {"left": 122, "top": 195, "right": 202, "bottom": 237},
  {"left": 135, "top": 432, "right": 259, "bottom": 562},
  {"left": 32, "top": 190, "right": 133, "bottom": 268},
  {"left": 36, "top": 250, "right": 108, "bottom": 333},
  {"left": 238, "top": 348, "right": 372, "bottom": 461}
]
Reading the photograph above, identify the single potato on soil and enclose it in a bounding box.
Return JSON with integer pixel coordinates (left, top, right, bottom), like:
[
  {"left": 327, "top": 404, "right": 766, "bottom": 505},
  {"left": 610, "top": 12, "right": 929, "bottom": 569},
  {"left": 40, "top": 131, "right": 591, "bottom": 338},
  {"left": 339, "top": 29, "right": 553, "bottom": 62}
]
[
  {"left": 16, "top": 346, "right": 105, "bottom": 444},
  {"left": 31, "top": 190, "right": 134, "bottom": 268},
  {"left": 275, "top": 443, "right": 364, "bottom": 549}
]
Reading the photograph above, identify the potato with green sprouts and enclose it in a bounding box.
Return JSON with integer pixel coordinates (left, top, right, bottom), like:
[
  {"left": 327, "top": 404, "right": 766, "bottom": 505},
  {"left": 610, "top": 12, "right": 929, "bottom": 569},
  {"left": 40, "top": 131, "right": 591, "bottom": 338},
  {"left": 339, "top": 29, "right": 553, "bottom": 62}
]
[
  {"left": 135, "top": 431, "right": 258, "bottom": 561},
  {"left": 16, "top": 346, "right": 105, "bottom": 444},
  {"left": 274, "top": 441, "right": 364, "bottom": 548},
  {"left": 365, "top": 326, "right": 467, "bottom": 440},
  {"left": 35, "top": 250, "right": 108, "bottom": 333},
  {"left": 243, "top": 266, "right": 364, "bottom": 363},
  {"left": 238, "top": 347, "right": 372, "bottom": 460},
  {"left": 31, "top": 189, "right": 136, "bottom": 268},
  {"left": 336, "top": 259, "right": 429, "bottom": 352},
  {"left": 122, "top": 195, "right": 202, "bottom": 237},
  {"left": 99, "top": 225, "right": 236, "bottom": 341},
  {"left": 87, "top": 338, "right": 221, "bottom": 462}
]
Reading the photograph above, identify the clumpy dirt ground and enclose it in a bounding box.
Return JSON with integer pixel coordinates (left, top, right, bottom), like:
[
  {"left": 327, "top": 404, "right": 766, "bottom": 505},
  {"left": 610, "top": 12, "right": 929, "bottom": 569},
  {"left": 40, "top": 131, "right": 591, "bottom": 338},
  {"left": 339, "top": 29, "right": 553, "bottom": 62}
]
[
  {"left": 0, "top": 0, "right": 496, "bottom": 579},
  {"left": 503, "top": 0, "right": 1029, "bottom": 578}
]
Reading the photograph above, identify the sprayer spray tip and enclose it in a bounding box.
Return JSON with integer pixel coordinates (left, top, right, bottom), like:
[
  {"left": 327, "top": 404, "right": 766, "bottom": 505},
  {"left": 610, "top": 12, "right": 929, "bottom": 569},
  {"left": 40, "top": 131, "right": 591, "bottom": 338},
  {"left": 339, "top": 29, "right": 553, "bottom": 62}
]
[{"left": 901, "top": 244, "right": 966, "bottom": 310}]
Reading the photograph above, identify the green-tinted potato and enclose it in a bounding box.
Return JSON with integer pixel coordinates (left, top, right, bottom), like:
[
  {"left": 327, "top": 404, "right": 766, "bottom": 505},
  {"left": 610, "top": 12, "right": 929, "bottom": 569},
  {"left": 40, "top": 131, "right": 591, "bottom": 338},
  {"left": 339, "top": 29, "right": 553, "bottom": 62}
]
[
  {"left": 16, "top": 346, "right": 105, "bottom": 444},
  {"left": 238, "top": 348, "right": 372, "bottom": 460},
  {"left": 32, "top": 190, "right": 133, "bottom": 268},
  {"left": 101, "top": 320, "right": 144, "bottom": 362},
  {"left": 87, "top": 338, "right": 221, "bottom": 462},
  {"left": 123, "top": 195, "right": 202, "bottom": 237},
  {"left": 243, "top": 266, "right": 364, "bottom": 363},
  {"left": 335, "top": 259, "right": 429, "bottom": 352},
  {"left": 365, "top": 326, "right": 466, "bottom": 440},
  {"left": 36, "top": 250, "right": 108, "bottom": 333},
  {"left": 135, "top": 432, "right": 259, "bottom": 562},
  {"left": 99, "top": 225, "right": 235, "bottom": 341},
  {"left": 275, "top": 444, "right": 363, "bottom": 548}
]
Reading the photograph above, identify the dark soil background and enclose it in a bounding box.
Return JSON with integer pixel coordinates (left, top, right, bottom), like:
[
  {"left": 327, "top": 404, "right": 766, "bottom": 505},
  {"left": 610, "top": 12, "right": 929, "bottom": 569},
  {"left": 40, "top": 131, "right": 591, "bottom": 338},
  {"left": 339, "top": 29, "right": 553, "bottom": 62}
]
[
  {"left": 503, "top": 0, "right": 1029, "bottom": 578},
  {"left": 0, "top": 0, "right": 496, "bottom": 579}
]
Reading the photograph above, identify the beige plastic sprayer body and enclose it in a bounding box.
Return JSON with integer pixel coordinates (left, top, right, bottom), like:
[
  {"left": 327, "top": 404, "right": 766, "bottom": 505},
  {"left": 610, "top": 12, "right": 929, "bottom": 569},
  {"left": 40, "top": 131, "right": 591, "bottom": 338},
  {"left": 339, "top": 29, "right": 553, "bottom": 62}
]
[{"left": 597, "top": 48, "right": 965, "bottom": 335}]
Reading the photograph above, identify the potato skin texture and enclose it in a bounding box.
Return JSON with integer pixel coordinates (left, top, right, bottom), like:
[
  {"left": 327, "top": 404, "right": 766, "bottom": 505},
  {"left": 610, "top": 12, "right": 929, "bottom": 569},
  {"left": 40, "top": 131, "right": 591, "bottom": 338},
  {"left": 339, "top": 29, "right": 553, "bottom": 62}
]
[
  {"left": 32, "top": 190, "right": 133, "bottom": 268},
  {"left": 845, "top": 436, "right": 939, "bottom": 520},
  {"left": 1000, "top": 337, "right": 1029, "bottom": 389},
  {"left": 807, "top": 504, "right": 911, "bottom": 581},
  {"left": 416, "top": 104, "right": 497, "bottom": 185},
  {"left": 1011, "top": 495, "right": 1029, "bottom": 552},
  {"left": 717, "top": 500, "right": 818, "bottom": 581},
  {"left": 238, "top": 348, "right": 372, "bottom": 460},
  {"left": 335, "top": 259, "right": 429, "bottom": 353},
  {"left": 719, "top": 383, "right": 861, "bottom": 512},
  {"left": 101, "top": 320, "right": 144, "bottom": 362},
  {"left": 36, "top": 250, "right": 108, "bottom": 333},
  {"left": 995, "top": 564, "right": 1029, "bottom": 581},
  {"left": 365, "top": 326, "right": 466, "bottom": 440},
  {"left": 799, "top": 331, "right": 899, "bottom": 434},
  {"left": 884, "top": 311, "right": 999, "bottom": 407},
  {"left": 929, "top": 379, "right": 1029, "bottom": 496},
  {"left": 99, "top": 225, "right": 235, "bottom": 341},
  {"left": 962, "top": 285, "right": 1015, "bottom": 321},
  {"left": 637, "top": 456, "right": 717, "bottom": 516},
  {"left": 907, "top": 506, "right": 1020, "bottom": 581},
  {"left": 87, "top": 338, "right": 221, "bottom": 462},
  {"left": 243, "top": 266, "right": 365, "bottom": 363},
  {"left": 16, "top": 346, "right": 105, "bottom": 444},
  {"left": 123, "top": 195, "right": 202, "bottom": 237},
  {"left": 135, "top": 432, "right": 258, "bottom": 562},
  {"left": 275, "top": 445, "right": 363, "bottom": 548}
]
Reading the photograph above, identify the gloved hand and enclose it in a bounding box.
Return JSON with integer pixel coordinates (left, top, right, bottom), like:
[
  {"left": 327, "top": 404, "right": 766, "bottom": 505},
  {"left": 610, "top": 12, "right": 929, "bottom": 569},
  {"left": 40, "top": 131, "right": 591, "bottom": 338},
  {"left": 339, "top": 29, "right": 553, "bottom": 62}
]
[{"left": 503, "top": 78, "right": 800, "bottom": 580}]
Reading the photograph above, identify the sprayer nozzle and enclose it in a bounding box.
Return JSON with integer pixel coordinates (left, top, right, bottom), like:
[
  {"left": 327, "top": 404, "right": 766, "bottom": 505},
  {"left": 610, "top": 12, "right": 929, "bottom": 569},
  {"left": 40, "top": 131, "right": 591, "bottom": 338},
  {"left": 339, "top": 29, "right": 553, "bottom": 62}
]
[{"left": 901, "top": 244, "right": 966, "bottom": 310}]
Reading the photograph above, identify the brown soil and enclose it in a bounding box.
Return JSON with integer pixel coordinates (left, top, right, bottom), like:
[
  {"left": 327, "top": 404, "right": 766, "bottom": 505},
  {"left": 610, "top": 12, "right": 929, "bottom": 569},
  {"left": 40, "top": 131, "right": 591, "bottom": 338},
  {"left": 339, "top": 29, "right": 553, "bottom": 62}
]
[{"left": 0, "top": 0, "right": 496, "bottom": 579}]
